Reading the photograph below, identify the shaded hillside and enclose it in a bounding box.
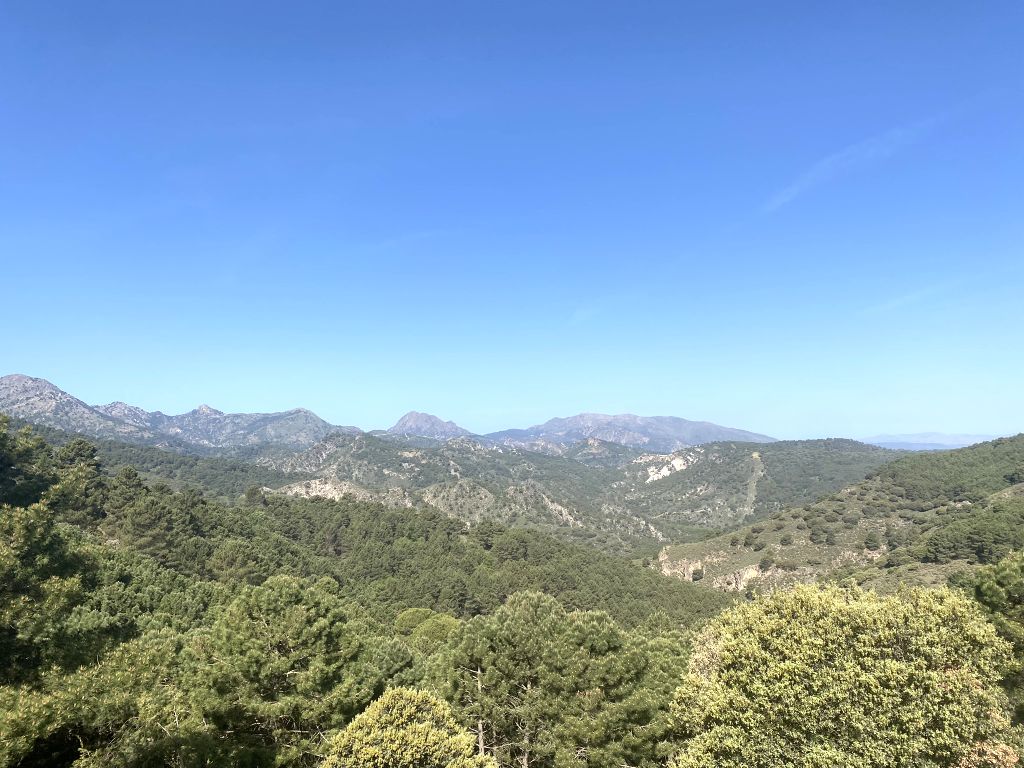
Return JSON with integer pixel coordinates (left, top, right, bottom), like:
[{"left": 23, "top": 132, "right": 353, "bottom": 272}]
[{"left": 659, "top": 434, "right": 1024, "bottom": 592}]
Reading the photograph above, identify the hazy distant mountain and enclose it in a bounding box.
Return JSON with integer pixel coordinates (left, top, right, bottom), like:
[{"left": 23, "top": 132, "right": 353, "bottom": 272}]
[
  {"left": 2, "top": 375, "right": 773, "bottom": 458},
  {"left": 0, "top": 374, "right": 357, "bottom": 451},
  {"left": 487, "top": 413, "right": 775, "bottom": 453},
  {"left": 863, "top": 432, "right": 997, "bottom": 451},
  {"left": 386, "top": 411, "right": 472, "bottom": 440}
]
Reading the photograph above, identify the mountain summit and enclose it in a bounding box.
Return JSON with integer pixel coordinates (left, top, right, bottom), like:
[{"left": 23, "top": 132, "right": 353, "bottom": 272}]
[{"left": 386, "top": 411, "right": 472, "bottom": 440}]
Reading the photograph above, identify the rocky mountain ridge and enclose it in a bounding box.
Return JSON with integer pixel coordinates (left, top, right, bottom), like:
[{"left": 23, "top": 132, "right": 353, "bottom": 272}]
[
  {"left": 0, "top": 374, "right": 355, "bottom": 451},
  {"left": 0, "top": 374, "right": 777, "bottom": 456}
]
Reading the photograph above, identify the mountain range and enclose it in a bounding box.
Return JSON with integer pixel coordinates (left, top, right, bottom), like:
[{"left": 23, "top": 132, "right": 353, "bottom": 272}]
[
  {"left": 0, "top": 374, "right": 774, "bottom": 454},
  {"left": 0, "top": 374, "right": 355, "bottom": 451}
]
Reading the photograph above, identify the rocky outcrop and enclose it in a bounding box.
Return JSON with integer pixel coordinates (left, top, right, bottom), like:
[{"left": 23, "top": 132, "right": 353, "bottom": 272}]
[{"left": 0, "top": 374, "right": 357, "bottom": 450}]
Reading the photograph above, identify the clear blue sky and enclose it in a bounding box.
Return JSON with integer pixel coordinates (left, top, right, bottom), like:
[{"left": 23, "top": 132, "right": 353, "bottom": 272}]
[{"left": 2, "top": 2, "right": 1022, "bottom": 439}]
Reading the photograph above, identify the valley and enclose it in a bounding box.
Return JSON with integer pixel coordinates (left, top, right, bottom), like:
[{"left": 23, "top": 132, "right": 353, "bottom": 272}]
[{"left": 1, "top": 375, "right": 899, "bottom": 553}]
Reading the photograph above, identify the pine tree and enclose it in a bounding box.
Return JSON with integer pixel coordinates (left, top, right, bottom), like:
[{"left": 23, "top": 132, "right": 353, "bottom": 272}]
[{"left": 321, "top": 687, "right": 496, "bottom": 768}]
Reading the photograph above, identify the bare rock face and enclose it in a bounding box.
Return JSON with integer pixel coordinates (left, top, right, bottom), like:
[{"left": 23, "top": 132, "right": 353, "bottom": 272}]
[
  {"left": 0, "top": 374, "right": 158, "bottom": 441},
  {"left": 387, "top": 411, "right": 472, "bottom": 440}
]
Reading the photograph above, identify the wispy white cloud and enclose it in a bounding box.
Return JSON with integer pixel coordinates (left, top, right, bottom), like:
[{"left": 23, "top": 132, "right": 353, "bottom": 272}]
[{"left": 763, "top": 117, "right": 939, "bottom": 213}]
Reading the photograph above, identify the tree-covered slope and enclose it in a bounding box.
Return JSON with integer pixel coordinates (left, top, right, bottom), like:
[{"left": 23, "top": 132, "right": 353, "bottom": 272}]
[
  {"left": 8, "top": 418, "right": 306, "bottom": 499},
  {"left": 659, "top": 434, "right": 1024, "bottom": 593},
  {"left": 615, "top": 438, "right": 897, "bottom": 534},
  {"left": 2, "top": 417, "right": 1020, "bottom": 768},
  {"left": 265, "top": 433, "right": 899, "bottom": 549}
]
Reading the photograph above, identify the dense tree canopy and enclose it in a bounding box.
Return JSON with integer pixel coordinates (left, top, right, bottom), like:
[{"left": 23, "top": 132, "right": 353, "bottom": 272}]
[
  {"left": 669, "top": 584, "right": 1015, "bottom": 768},
  {"left": 973, "top": 550, "right": 1024, "bottom": 724},
  {"left": 440, "top": 591, "right": 684, "bottom": 768}
]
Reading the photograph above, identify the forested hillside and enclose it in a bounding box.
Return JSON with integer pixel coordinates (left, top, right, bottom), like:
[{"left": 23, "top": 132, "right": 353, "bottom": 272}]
[
  {"left": 660, "top": 434, "right": 1024, "bottom": 592},
  {"left": 265, "top": 432, "right": 897, "bottom": 548},
  {"left": 9, "top": 418, "right": 305, "bottom": 500},
  {"left": 614, "top": 438, "right": 895, "bottom": 533},
  {"left": 2, "top": 417, "right": 1023, "bottom": 767}
]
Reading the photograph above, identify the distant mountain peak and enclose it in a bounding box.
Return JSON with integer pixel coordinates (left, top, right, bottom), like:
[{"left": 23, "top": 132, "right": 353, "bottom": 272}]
[
  {"left": 190, "top": 404, "right": 225, "bottom": 417},
  {"left": 486, "top": 412, "right": 774, "bottom": 453},
  {"left": 1, "top": 373, "right": 60, "bottom": 391},
  {"left": 387, "top": 411, "right": 472, "bottom": 440}
]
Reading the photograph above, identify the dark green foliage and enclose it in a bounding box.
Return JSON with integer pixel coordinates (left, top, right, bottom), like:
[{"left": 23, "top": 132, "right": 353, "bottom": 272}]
[
  {"left": 199, "top": 575, "right": 409, "bottom": 763},
  {"left": 0, "top": 501, "right": 92, "bottom": 684},
  {"left": 440, "top": 592, "right": 685, "bottom": 768},
  {"left": 922, "top": 499, "right": 1024, "bottom": 564},
  {"left": 7, "top": 417, "right": 302, "bottom": 500},
  {"left": 868, "top": 436, "right": 1024, "bottom": 503},
  {"left": 44, "top": 438, "right": 108, "bottom": 526},
  {"left": 972, "top": 551, "right": 1024, "bottom": 723},
  {"left": 0, "top": 422, "right": 730, "bottom": 767},
  {"left": 0, "top": 416, "right": 55, "bottom": 508},
  {"left": 258, "top": 495, "right": 730, "bottom": 628},
  {"left": 2, "top": 420, "right": 1021, "bottom": 768}
]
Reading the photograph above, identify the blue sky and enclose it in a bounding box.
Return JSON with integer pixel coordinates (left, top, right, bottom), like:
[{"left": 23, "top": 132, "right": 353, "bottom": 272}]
[{"left": 2, "top": 1, "right": 1022, "bottom": 439}]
